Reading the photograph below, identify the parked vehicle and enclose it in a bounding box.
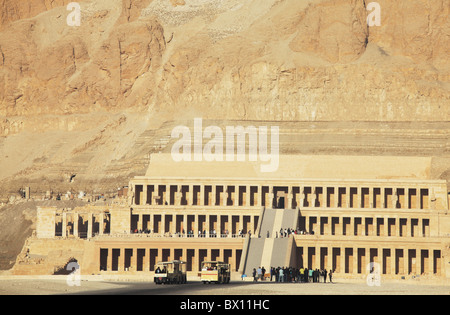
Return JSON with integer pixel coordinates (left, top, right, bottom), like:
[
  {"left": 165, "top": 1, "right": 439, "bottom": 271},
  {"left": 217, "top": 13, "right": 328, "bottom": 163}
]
[
  {"left": 201, "top": 261, "right": 231, "bottom": 284},
  {"left": 154, "top": 260, "right": 187, "bottom": 284}
]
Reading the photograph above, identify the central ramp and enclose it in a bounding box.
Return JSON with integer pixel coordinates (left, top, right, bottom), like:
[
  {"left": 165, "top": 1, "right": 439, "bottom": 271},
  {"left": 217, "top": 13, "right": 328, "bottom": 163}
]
[{"left": 240, "top": 208, "right": 299, "bottom": 278}]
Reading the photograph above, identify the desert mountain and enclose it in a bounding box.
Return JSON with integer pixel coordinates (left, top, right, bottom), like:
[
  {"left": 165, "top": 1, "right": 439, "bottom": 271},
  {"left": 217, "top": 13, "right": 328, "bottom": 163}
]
[{"left": 0, "top": 0, "right": 448, "bottom": 201}]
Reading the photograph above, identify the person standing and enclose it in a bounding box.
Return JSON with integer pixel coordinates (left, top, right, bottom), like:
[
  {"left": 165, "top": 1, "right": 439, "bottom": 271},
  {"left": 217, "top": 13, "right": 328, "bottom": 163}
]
[
  {"left": 329, "top": 269, "right": 333, "bottom": 283},
  {"left": 279, "top": 268, "right": 284, "bottom": 282},
  {"left": 252, "top": 268, "right": 257, "bottom": 282}
]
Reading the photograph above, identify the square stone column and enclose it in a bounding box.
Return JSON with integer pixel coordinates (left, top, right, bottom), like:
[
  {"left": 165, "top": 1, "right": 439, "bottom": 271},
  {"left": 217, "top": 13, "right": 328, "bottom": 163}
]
[
  {"left": 340, "top": 247, "right": 345, "bottom": 274},
  {"left": 107, "top": 248, "right": 113, "bottom": 271},
  {"left": 316, "top": 247, "right": 321, "bottom": 269},
  {"left": 258, "top": 185, "right": 263, "bottom": 207},
  {"left": 392, "top": 188, "right": 398, "bottom": 209},
  {"left": 250, "top": 215, "right": 256, "bottom": 236},
  {"left": 353, "top": 247, "right": 358, "bottom": 275},
  {"left": 406, "top": 218, "right": 411, "bottom": 237},
  {"left": 62, "top": 212, "right": 67, "bottom": 238},
  {"left": 218, "top": 214, "right": 222, "bottom": 236},
  {"left": 99, "top": 212, "right": 104, "bottom": 235},
  {"left": 287, "top": 186, "right": 293, "bottom": 209},
  {"left": 73, "top": 213, "right": 79, "bottom": 237},
  {"left": 143, "top": 248, "right": 149, "bottom": 272},
  {"left": 130, "top": 248, "right": 137, "bottom": 271},
  {"left": 357, "top": 187, "right": 362, "bottom": 208},
  {"left": 246, "top": 185, "right": 251, "bottom": 207},
  {"left": 183, "top": 214, "right": 187, "bottom": 234},
  {"left": 166, "top": 185, "right": 170, "bottom": 205},
  {"left": 176, "top": 185, "right": 182, "bottom": 206},
  {"left": 87, "top": 213, "right": 93, "bottom": 238},
  {"left": 345, "top": 187, "right": 350, "bottom": 208},
  {"left": 143, "top": 185, "right": 148, "bottom": 205},
  {"left": 392, "top": 249, "right": 397, "bottom": 275},
  {"left": 194, "top": 214, "right": 199, "bottom": 237},
  {"left": 119, "top": 248, "right": 125, "bottom": 271},
  {"left": 311, "top": 186, "right": 317, "bottom": 207},
  {"left": 395, "top": 217, "right": 401, "bottom": 237},
  {"left": 200, "top": 185, "right": 205, "bottom": 206},
  {"left": 171, "top": 214, "right": 176, "bottom": 235},
  {"left": 212, "top": 185, "right": 217, "bottom": 206},
  {"left": 417, "top": 248, "right": 423, "bottom": 275},
  {"left": 334, "top": 186, "right": 339, "bottom": 208},
  {"left": 137, "top": 213, "right": 143, "bottom": 232},
  {"left": 403, "top": 248, "right": 408, "bottom": 275},
  {"left": 326, "top": 216, "right": 332, "bottom": 236},
  {"left": 269, "top": 186, "right": 274, "bottom": 208},
  {"left": 189, "top": 184, "right": 194, "bottom": 206},
  {"left": 161, "top": 214, "right": 166, "bottom": 235}
]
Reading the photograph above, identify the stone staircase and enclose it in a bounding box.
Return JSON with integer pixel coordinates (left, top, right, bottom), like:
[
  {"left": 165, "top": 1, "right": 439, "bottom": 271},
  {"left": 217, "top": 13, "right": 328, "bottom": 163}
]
[{"left": 240, "top": 207, "right": 299, "bottom": 277}]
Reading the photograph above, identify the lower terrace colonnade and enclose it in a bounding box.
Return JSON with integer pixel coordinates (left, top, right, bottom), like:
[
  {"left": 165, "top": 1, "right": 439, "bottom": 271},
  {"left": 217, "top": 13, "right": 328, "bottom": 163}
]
[
  {"left": 294, "top": 245, "right": 443, "bottom": 277},
  {"left": 98, "top": 247, "right": 243, "bottom": 274},
  {"left": 95, "top": 244, "right": 443, "bottom": 278}
]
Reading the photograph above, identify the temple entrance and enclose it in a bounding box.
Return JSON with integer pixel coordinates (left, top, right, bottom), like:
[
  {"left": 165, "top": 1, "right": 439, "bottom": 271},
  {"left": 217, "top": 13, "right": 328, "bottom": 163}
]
[{"left": 274, "top": 187, "right": 288, "bottom": 209}]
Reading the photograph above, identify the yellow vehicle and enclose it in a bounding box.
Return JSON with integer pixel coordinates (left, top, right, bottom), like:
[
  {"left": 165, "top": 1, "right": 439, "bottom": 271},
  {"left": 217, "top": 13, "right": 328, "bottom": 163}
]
[
  {"left": 201, "top": 261, "right": 231, "bottom": 284},
  {"left": 154, "top": 260, "right": 187, "bottom": 284}
]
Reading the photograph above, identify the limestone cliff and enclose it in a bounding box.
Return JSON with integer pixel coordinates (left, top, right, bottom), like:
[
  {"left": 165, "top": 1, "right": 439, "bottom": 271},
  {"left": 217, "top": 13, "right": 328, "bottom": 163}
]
[{"left": 0, "top": 0, "right": 448, "bottom": 201}]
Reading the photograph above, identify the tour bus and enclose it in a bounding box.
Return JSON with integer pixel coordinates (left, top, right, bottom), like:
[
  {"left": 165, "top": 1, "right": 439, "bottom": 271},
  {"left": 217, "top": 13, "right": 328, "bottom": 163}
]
[
  {"left": 154, "top": 260, "right": 187, "bottom": 284},
  {"left": 201, "top": 261, "right": 231, "bottom": 284}
]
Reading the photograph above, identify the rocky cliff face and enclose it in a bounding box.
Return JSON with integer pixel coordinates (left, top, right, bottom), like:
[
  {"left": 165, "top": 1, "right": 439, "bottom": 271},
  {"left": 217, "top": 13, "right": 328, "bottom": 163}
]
[
  {"left": 0, "top": 0, "right": 448, "bottom": 120},
  {"left": 0, "top": 0, "right": 448, "bottom": 200}
]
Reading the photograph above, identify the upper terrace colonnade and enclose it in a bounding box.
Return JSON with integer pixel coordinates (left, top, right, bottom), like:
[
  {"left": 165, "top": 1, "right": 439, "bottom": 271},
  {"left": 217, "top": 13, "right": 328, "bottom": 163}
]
[
  {"left": 131, "top": 178, "right": 443, "bottom": 211},
  {"left": 129, "top": 154, "right": 447, "bottom": 212}
]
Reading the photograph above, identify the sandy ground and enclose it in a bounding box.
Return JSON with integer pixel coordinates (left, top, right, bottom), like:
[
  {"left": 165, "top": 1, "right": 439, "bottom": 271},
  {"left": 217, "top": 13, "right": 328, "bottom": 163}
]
[{"left": 0, "top": 277, "right": 448, "bottom": 295}]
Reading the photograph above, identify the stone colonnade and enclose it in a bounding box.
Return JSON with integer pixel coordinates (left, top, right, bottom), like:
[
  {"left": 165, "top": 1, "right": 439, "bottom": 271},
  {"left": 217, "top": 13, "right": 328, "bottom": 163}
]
[
  {"left": 295, "top": 243, "right": 443, "bottom": 277},
  {"left": 98, "top": 245, "right": 243, "bottom": 273},
  {"left": 132, "top": 181, "right": 437, "bottom": 211},
  {"left": 55, "top": 210, "right": 110, "bottom": 239},
  {"left": 299, "top": 214, "right": 432, "bottom": 237},
  {"left": 130, "top": 211, "right": 259, "bottom": 237}
]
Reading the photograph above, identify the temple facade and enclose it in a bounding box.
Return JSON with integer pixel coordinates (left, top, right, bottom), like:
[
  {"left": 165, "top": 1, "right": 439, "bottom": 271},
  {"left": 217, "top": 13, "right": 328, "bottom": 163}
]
[{"left": 29, "top": 154, "right": 450, "bottom": 282}]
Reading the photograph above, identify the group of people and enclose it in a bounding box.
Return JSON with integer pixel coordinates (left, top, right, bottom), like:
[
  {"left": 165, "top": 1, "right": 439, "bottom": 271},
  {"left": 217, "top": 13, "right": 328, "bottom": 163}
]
[
  {"left": 251, "top": 266, "right": 333, "bottom": 283},
  {"left": 266, "top": 228, "right": 315, "bottom": 238},
  {"left": 131, "top": 228, "right": 250, "bottom": 238},
  {"left": 154, "top": 266, "right": 167, "bottom": 274}
]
